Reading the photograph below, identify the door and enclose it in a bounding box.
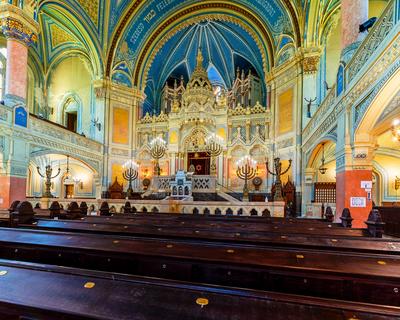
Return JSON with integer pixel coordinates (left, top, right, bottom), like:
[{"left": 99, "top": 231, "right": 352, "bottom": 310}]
[{"left": 187, "top": 152, "right": 210, "bottom": 175}]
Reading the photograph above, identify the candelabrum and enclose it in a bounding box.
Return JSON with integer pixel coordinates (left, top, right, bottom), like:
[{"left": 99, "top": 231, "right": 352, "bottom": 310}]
[
  {"left": 236, "top": 156, "right": 257, "bottom": 202},
  {"left": 37, "top": 164, "right": 61, "bottom": 198},
  {"left": 266, "top": 157, "right": 292, "bottom": 201},
  {"left": 150, "top": 137, "right": 166, "bottom": 176},
  {"left": 123, "top": 160, "right": 139, "bottom": 199},
  {"left": 205, "top": 134, "right": 223, "bottom": 175}
]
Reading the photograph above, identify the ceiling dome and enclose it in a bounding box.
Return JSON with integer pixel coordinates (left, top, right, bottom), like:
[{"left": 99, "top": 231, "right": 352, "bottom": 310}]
[{"left": 144, "top": 19, "right": 265, "bottom": 114}]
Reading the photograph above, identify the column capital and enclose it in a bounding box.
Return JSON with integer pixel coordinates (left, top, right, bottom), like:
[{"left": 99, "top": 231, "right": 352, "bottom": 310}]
[
  {"left": 0, "top": 3, "right": 39, "bottom": 47},
  {"left": 299, "top": 47, "right": 322, "bottom": 74}
]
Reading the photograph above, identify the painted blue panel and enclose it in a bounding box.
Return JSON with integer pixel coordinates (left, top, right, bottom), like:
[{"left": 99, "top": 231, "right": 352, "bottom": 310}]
[
  {"left": 15, "top": 106, "right": 27, "bottom": 128},
  {"left": 336, "top": 64, "right": 345, "bottom": 97},
  {"left": 279, "top": 36, "right": 292, "bottom": 50},
  {"left": 114, "top": 62, "right": 130, "bottom": 73},
  {"left": 112, "top": 71, "right": 132, "bottom": 87}
]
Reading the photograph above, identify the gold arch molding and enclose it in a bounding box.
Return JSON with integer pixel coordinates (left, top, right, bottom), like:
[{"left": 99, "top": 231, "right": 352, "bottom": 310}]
[
  {"left": 106, "top": 1, "right": 301, "bottom": 83},
  {"left": 137, "top": 13, "right": 271, "bottom": 91}
]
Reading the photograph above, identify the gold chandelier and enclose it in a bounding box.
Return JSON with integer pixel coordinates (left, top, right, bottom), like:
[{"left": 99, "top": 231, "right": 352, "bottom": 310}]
[{"left": 392, "top": 119, "right": 400, "bottom": 142}]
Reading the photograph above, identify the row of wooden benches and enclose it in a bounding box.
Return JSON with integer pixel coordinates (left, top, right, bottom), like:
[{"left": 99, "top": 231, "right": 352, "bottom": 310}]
[
  {"left": 7, "top": 199, "right": 386, "bottom": 238},
  {"left": 0, "top": 200, "right": 398, "bottom": 319},
  {"left": 1, "top": 259, "right": 399, "bottom": 320}
]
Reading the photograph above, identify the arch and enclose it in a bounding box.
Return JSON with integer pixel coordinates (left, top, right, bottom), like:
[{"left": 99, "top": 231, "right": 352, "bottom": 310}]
[
  {"left": 107, "top": 0, "right": 302, "bottom": 81},
  {"left": 215, "top": 208, "right": 222, "bottom": 215},
  {"left": 57, "top": 92, "right": 83, "bottom": 133},
  {"left": 29, "top": 151, "right": 99, "bottom": 177},
  {"left": 203, "top": 208, "right": 210, "bottom": 215},
  {"left": 151, "top": 207, "right": 159, "bottom": 213},
  {"left": 226, "top": 208, "right": 233, "bottom": 215},
  {"left": 305, "top": 137, "right": 337, "bottom": 169},
  {"left": 355, "top": 68, "right": 400, "bottom": 142},
  {"left": 38, "top": 1, "right": 103, "bottom": 77},
  {"left": 141, "top": 206, "right": 148, "bottom": 213},
  {"left": 193, "top": 207, "right": 199, "bottom": 215},
  {"left": 108, "top": 5, "right": 275, "bottom": 84}
]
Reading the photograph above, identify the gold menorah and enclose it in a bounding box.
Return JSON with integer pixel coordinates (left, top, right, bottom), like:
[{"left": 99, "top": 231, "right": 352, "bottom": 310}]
[
  {"left": 37, "top": 164, "right": 61, "bottom": 198},
  {"left": 150, "top": 137, "right": 166, "bottom": 176},
  {"left": 236, "top": 156, "right": 257, "bottom": 202},
  {"left": 123, "top": 160, "right": 139, "bottom": 199},
  {"left": 206, "top": 134, "right": 223, "bottom": 175}
]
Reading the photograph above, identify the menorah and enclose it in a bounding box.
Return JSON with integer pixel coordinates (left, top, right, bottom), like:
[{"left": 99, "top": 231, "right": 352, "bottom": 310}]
[
  {"left": 236, "top": 156, "right": 257, "bottom": 202},
  {"left": 37, "top": 163, "right": 61, "bottom": 198},
  {"left": 150, "top": 137, "right": 166, "bottom": 176},
  {"left": 205, "top": 133, "right": 223, "bottom": 175},
  {"left": 266, "top": 157, "right": 292, "bottom": 201},
  {"left": 123, "top": 160, "right": 139, "bottom": 199}
]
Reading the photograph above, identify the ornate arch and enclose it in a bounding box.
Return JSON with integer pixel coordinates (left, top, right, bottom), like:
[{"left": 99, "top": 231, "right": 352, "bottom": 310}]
[
  {"left": 137, "top": 13, "right": 270, "bottom": 91},
  {"left": 106, "top": 1, "right": 301, "bottom": 81},
  {"left": 182, "top": 126, "right": 209, "bottom": 152},
  {"left": 38, "top": 1, "right": 103, "bottom": 77}
]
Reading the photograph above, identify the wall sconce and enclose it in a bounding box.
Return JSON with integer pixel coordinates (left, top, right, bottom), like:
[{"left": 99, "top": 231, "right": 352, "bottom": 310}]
[
  {"left": 73, "top": 177, "right": 84, "bottom": 190},
  {"left": 91, "top": 118, "right": 101, "bottom": 132},
  {"left": 395, "top": 176, "right": 400, "bottom": 191}
]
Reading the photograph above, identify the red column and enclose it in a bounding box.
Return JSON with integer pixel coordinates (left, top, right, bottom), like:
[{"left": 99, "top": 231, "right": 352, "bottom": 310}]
[
  {"left": 0, "top": 12, "right": 38, "bottom": 209},
  {"left": 5, "top": 39, "right": 28, "bottom": 99},
  {"left": 341, "top": 0, "right": 369, "bottom": 50},
  {"left": 336, "top": 169, "right": 372, "bottom": 228}
]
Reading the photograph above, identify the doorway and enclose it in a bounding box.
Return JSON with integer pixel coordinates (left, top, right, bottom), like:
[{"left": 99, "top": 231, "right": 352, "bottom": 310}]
[
  {"left": 66, "top": 112, "right": 77, "bottom": 132},
  {"left": 65, "top": 184, "right": 74, "bottom": 198},
  {"left": 187, "top": 152, "right": 210, "bottom": 175}
]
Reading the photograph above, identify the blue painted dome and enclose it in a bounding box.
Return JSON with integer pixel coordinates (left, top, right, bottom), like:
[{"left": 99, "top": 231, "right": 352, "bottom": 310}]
[{"left": 144, "top": 20, "right": 266, "bottom": 115}]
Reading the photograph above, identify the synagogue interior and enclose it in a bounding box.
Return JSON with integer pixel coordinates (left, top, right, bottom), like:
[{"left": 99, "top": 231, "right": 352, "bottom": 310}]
[{"left": 0, "top": 0, "right": 399, "bottom": 319}]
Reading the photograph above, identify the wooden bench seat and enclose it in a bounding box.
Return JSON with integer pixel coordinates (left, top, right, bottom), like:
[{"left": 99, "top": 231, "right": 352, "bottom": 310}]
[
  {"left": 25, "top": 218, "right": 400, "bottom": 255},
  {"left": 0, "top": 259, "right": 399, "bottom": 320},
  {"left": 0, "top": 227, "right": 400, "bottom": 306}
]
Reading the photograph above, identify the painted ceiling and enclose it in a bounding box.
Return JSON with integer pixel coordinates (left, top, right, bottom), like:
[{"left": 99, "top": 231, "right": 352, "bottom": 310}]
[
  {"left": 138, "top": 20, "right": 266, "bottom": 115},
  {"left": 22, "top": 0, "right": 340, "bottom": 110}
]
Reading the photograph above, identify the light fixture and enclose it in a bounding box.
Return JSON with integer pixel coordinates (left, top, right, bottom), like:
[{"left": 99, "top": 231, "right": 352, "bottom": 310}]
[
  {"left": 73, "top": 176, "right": 83, "bottom": 189},
  {"left": 392, "top": 119, "right": 400, "bottom": 142},
  {"left": 319, "top": 143, "right": 328, "bottom": 175}
]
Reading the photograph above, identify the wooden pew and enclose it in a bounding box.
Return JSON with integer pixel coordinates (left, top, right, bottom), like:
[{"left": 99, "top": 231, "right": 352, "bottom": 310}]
[
  {"left": 376, "top": 206, "right": 400, "bottom": 237},
  {"left": 36, "top": 215, "right": 369, "bottom": 237},
  {"left": 0, "top": 227, "right": 400, "bottom": 306},
  {"left": 26, "top": 218, "right": 400, "bottom": 255},
  {"left": 0, "top": 259, "right": 399, "bottom": 320}
]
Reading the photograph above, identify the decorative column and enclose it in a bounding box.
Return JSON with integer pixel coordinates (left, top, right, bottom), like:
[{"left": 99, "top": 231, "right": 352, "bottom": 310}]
[
  {"left": 335, "top": 108, "right": 375, "bottom": 227},
  {"left": 341, "top": 0, "right": 369, "bottom": 62},
  {"left": 301, "top": 48, "right": 321, "bottom": 124},
  {"left": 336, "top": 143, "right": 374, "bottom": 228},
  {"left": 0, "top": 3, "right": 39, "bottom": 209}
]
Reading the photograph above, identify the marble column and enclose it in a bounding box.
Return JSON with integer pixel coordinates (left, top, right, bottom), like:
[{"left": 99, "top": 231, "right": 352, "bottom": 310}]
[
  {"left": 0, "top": 4, "right": 38, "bottom": 209},
  {"left": 341, "top": 0, "right": 369, "bottom": 61}
]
